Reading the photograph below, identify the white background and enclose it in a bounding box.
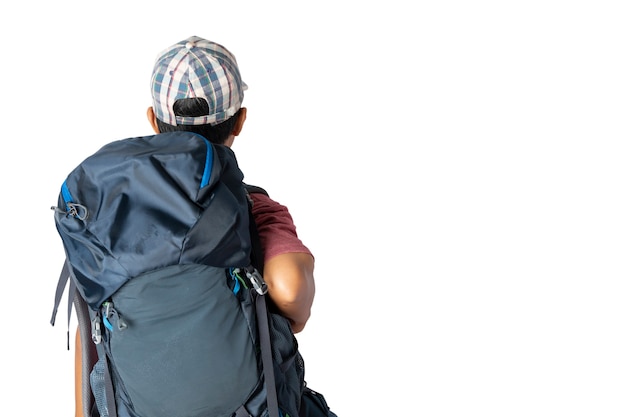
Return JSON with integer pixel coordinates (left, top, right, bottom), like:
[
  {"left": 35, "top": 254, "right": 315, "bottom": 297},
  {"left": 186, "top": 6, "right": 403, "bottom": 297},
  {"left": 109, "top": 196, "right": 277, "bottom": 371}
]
[{"left": 2, "top": 1, "right": 625, "bottom": 416}]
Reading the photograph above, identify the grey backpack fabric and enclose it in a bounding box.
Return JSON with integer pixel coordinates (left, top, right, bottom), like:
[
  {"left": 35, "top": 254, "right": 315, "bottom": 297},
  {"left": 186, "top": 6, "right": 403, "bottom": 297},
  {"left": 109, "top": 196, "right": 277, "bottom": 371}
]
[{"left": 50, "top": 132, "right": 307, "bottom": 417}]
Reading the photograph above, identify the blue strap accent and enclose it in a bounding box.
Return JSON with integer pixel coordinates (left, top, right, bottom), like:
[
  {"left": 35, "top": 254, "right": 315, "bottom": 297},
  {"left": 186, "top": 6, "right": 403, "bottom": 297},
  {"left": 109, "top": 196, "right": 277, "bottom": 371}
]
[
  {"left": 200, "top": 138, "right": 213, "bottom": 188},
  {"left": 61, "top": 181, "right": 73, "bottom": 206},
  {"left": 229, "top": 268, "right": 241, "bottom": 294}
]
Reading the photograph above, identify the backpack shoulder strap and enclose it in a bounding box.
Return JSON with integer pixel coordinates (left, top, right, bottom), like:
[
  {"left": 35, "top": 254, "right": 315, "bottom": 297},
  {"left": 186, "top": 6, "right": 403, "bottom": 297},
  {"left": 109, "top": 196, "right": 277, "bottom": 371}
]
[
  {"left": 244, "top": 183, "right": 280, "bottom": 417},
  {"left": 73, "top": 290, "right": 100, "bottom": 417},
  {"left": 244, "top": 183, "right": 269, "bottom": 197},
  {"left": 255, "top": 284, "right": 279, "bottom": 417},
  {"left": 244, "top": 184, "right": 268, "bottom": 274}
]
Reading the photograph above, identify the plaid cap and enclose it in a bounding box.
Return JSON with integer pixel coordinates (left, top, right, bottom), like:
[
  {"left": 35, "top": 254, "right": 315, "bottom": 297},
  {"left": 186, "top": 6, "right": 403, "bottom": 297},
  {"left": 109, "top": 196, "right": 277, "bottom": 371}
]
[{"left": 150, "top": 36, "right": 247, "bottom": 126}]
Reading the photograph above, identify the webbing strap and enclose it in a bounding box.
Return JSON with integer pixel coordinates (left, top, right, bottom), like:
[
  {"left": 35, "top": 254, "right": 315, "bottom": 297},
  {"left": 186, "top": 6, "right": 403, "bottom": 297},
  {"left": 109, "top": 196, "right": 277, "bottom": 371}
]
[
  {"left": 50, "top": 259, "right": 75, "bottom": 350},
  {"left": 234, "top": 405, "right": 251, "bottom": 417},
  {"left": 256, "top": 293, "right": 279, "bottom": 417},
  {"left": 95, "top": 340, "right": 118, "bottom": 417},
  {"left": 50, "top": 259, "right": 69, "bottom": 326},
  {"left": 247, "top": 185, "right": 280, "bottom": 417}
]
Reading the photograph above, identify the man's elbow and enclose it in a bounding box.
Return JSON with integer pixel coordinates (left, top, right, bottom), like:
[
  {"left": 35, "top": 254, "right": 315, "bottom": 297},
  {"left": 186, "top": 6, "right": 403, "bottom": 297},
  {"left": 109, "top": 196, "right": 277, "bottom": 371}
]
[{"left": 264, "top": 252, "right": 316, "bottom": 332}]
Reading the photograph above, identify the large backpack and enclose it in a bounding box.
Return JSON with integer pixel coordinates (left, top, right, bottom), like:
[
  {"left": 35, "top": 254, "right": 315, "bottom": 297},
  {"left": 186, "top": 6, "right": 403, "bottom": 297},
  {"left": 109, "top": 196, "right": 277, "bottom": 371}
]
[{"left": 49, "top": 131, "right": 307, "bottom": 417}]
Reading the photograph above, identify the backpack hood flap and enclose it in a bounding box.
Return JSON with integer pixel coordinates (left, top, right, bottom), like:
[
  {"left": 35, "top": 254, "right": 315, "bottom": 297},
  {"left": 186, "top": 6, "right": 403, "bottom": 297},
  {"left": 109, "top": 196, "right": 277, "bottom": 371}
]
[{"left": 54, "top": 132, "right": 251, "bottom": 308}]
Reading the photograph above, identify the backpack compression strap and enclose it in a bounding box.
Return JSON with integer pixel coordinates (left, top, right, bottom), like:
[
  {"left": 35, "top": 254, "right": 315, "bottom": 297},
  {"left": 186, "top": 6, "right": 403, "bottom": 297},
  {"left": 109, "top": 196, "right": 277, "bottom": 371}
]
[{"left": 50, "top": 259, "right": 76, "bottom": 350}]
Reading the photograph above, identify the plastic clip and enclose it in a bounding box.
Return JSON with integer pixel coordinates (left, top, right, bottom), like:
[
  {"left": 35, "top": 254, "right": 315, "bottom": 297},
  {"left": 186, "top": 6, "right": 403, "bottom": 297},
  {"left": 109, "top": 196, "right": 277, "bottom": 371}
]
[
  {"left": 91, "top": 314, "right": 102, "bottom": 345},
  {"left": 246, "top": 267, "right": 268, "bottom": 295}
]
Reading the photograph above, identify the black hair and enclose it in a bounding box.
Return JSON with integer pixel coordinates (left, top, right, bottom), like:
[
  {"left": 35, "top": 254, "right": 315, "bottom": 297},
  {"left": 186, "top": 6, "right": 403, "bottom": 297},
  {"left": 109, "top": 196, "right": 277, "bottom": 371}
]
[{"left": 155, "top": 98, "right": 240, "bottom": 145}]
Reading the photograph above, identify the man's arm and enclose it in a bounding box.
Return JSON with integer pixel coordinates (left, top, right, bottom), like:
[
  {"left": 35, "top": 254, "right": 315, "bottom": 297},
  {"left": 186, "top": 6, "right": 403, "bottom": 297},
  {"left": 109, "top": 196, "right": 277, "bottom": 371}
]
[
  {"left": 249, "top": 191, "right": 316, "bottom": 333},
  {"left": 263, "top": 252, "right": 315, "bottom": 333}
]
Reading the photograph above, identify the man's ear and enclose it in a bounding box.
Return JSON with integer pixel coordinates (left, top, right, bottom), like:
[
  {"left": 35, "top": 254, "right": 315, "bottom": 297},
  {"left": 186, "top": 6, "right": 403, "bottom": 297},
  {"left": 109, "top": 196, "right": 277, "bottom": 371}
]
[
  {"left": 147, "top": 107, "right": 160, "bottom": 133},
  {"left": 232, "top": 107, "right": 247, "bottom": 137}
]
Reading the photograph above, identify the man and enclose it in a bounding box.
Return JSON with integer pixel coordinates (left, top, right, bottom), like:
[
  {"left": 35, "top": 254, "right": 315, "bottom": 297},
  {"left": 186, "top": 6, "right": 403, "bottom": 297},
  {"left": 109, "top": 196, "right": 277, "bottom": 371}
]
[
  {"left": 146, "top": 36, "right": 315, "bottom": 333},
  {"left": 73, "top": 36, "right": 315, "bottom": 416}
]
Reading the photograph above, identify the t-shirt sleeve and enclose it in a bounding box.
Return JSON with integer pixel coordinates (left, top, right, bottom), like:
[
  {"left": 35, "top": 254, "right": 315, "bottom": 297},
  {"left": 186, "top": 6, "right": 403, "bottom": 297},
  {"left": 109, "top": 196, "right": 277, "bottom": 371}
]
[{"left": 249, "top": 192, "right": 312, "bottom": 262}]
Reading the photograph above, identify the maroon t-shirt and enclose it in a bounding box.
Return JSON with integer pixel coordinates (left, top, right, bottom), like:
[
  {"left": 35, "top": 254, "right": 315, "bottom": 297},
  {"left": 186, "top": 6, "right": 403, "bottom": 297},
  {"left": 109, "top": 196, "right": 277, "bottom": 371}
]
[{"left": 250, "top": 192, "right": 312, "bottom": 262}]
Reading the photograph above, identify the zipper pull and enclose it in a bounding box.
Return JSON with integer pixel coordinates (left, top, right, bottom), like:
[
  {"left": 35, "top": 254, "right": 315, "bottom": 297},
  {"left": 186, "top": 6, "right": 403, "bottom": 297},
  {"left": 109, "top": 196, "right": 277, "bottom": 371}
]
[{"left": 103, "top": 301, "right": 128, "bottom": 331}]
